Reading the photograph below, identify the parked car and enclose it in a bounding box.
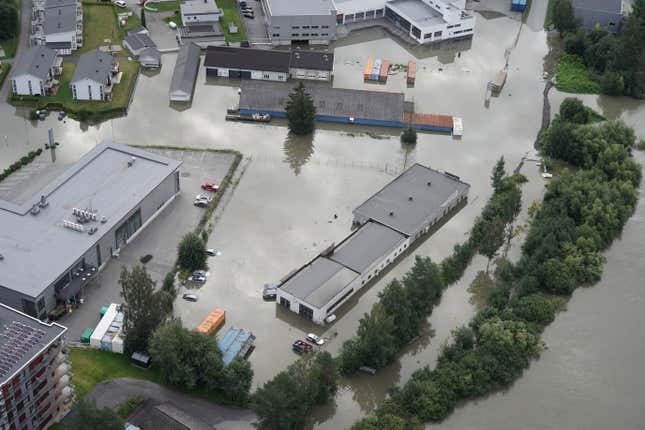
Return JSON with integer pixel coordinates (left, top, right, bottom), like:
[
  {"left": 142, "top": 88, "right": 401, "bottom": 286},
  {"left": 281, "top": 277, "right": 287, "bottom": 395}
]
[
  {"left": 292, "top": 340, "right": 313, "bottom": 354},
  {"left": 262, "top": 283, "right": 278, "bottom": 301},
  {"left": 114, "top": 0, "right": 127, "bottom": 7},
  {"left": 189, "top": 270, "right": 207, "bottom": 283},
  {"left": 243, "top": 13, "right": 254, "bottom": 19},
  {"left": 306, "top": 333, "right": 324, "bottom": 346},
  {"left": 168, "top": 21, "right": 178, "bottom": 30},
  {"left": 201, "top": 182, "right": 220, "bottom": 192},
  {"left": 241, "top": 7, "right": 253, "bottom": 13},
  {"left": 182, "top": 293, "right": 199, "bottom": 302},
  {"left": 194, "top": 199, "right": 208, "bottom": 208},
  {"left": 195, "top": 194, "right": 213, "bottom": 202},
  {"left": 239, "top": 0, "right": 247, "bottom": 7},
  {"left": 206, "top": 248, "right": 217, "bottom": 257}
]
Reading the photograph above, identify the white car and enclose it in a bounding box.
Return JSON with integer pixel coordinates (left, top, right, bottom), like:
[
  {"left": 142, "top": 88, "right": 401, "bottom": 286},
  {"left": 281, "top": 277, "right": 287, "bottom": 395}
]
[
  {"left": 168, "top": 21, "right": 178, "bottom": 29},
  {"left": 306, "top": 333, "right": 324, "bottom": 346},
  {"left": 195, "top": 194, "right": 213, "bottom": 203},
  {"left": 114, "top": 0, "right": 127, "bottom": 7}
]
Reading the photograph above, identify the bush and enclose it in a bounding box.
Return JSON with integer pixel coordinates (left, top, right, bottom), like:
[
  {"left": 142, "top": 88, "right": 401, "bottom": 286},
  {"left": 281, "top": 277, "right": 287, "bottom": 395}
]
[
  {"left": 400, "top": 126, "right": 418, "bottom": 144},
  {"left": 600, "top": 71, "right": 625, "bottom": 95},
  {"left": 177, "top": 232, "right": 207, "bottom": 272},
  {"left": 556, "top": 55, "right": 601, "bottom": 94}
]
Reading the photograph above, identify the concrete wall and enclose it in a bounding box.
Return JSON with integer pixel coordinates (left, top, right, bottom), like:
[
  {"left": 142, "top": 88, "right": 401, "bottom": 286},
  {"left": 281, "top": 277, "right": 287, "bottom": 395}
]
[
  {"left": 71, "top": 77, "right": 105, "bottom": 101},
  {"left": 266, "top": 13, "right": 336, "bottom": 45},
  {"left": 11, "top": 74, "right": 46, "bottom": 96}
]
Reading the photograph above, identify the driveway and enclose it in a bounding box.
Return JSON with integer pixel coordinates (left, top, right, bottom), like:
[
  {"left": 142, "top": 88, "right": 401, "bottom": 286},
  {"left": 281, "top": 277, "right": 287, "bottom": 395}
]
[
  {"left": 241, "top": 0, "right": 269, "bottom": 44},
  {"left": 67, "top": 378, "right": 257, "bottom": 430}
]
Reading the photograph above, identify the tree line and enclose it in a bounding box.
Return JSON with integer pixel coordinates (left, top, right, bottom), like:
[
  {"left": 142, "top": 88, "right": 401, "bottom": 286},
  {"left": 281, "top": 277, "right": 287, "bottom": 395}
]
[
  {"left": 552, "top": 0, "right": 645, "bottom": 96},
  {"left": 0, "top": 0, "right": 19, "bottom": 43},
  {"left": 351, "top": 99, "right": 641, "bottom": 428}
]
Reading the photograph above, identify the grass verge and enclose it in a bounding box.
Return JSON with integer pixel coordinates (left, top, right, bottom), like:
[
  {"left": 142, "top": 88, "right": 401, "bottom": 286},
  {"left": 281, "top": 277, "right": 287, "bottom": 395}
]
[
  {"left": 544, "top": 0, "right": 556, "bottom": 29},
  {"left": 80, "top": 1, "right": 141, "bottom": 53},
  {"left": 146, "top": 0, "right": 179, "bottom": 12},
  {"left": 521, "top": 0, "right": 532, "bottom": 23},
  {"left": 9, "top": 58, "right": 140, "bottom": 121},
  {"left": 218, "top": 0, "right": 247, "bottom": 43},
  {"left": 555, "top": 54, "right": 600, "bottom": 94},
  {"left": 0, "top": 63, "right": 11, "bottom": 91}
]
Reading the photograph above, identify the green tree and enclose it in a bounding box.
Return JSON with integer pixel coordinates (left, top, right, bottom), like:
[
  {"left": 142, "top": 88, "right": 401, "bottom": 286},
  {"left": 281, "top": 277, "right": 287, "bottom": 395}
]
[
  {"left": 120, "top": 266, "right": 166, "bottom": 353},
  {"left": 559, "top": 98, "right": 589, "bottom": 124},
  {"left": 308, "top": 351, "right": 338, "bottom": 404},
  {"left": 177, "top": 232, "right": 207, "bottom": 272},
  {"left": 552, "top": 0, "right": 577, "bottom": 35},
  {"left": 400, "top": 125, "right": 418, "bottom": 144},
  {"left": 0, "top": 0, "right": 19, "bottom": 41},
  {"left": 149, "top": 319, "right": 224, "bottom": 390},
  {"left": 402, "top": 256, "right": 444, "bottom": 311},
  {"left": 67, "top": 399, "right": 122, "bottom": 430},
  {"left": 221, "top": 358, "right": 254, "bottom": 405},
  {"left": 353, "top": 413, "right": 412, "bottom": 430},
  {"left": 490, "top": 156, "right": 505, "bottom": 191},
  {"left": 285, "top": 81, "right": 316, "bottom": 135},
  {"left": 379, "top": 279, "right": 421, "bottom": 344},
  {"left": 474, "top": 216, "right": 506, "bottom": 271}
]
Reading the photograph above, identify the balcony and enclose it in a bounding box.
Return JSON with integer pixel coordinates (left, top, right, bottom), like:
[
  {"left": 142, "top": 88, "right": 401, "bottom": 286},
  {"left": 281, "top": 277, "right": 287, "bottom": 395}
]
[{"left": 55, "top": 265, "right": 97, "bottom": 301}]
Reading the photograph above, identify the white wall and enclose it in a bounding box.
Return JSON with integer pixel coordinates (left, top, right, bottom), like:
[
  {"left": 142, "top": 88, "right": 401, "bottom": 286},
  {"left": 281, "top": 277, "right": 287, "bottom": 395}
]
[
  {"left": 11, "top": 74, "right": 45, "bottom": 96},
  {"left": 46, "top": 30, "right": 76, "bottom": 49},
  {"left": 250, "top": 70, "right": 288, "bottom": 81},
  {"left": 289, "top": 67, "right": 331, "bottom": 81},
  {"left": 181, "top": 11, "right": 222, "bottom": 25},
  {"left": 72, "top": 77, "right": 104, "bottom": 101}
]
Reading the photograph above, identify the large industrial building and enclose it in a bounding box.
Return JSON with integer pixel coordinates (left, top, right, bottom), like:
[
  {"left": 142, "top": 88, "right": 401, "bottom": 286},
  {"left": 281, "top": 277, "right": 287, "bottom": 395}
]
[
  {"left": 261, "top": 0, "right": 337, "bottom": 45},
  {"left": 0, "top": 303, "right": 72, "bottom": 429},
  {"left": 277, "top": 164, "right": 470, "bottom": 325},
  {"left": 334, "top": 0, "right": 475, "bottom": 44},
  {"left": 0, "top": 141, "right": 182, "bottom": 320}
]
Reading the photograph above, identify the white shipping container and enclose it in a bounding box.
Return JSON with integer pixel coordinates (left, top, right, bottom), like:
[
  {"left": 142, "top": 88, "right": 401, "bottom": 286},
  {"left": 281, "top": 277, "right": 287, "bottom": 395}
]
[{"left": 90, "top": 303, "right": 118, "bottom": 348}]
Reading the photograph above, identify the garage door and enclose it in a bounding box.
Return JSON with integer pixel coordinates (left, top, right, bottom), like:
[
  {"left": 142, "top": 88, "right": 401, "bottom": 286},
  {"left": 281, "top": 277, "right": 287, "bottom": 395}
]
[
  {"left": 240, "top": 70, "right": 252, "bottom": 79},
  {"left": 206, "top": 68, "right": 219, "bottom": 77},
  {"left": 229, "top": 70, "right": 242, "bottom": 78}
]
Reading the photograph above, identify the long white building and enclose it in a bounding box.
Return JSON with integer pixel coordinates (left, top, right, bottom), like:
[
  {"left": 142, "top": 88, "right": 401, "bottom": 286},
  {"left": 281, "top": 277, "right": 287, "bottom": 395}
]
[
  {"left": 334, "top": 0, "right": 475, "bottom": 44},
  {"left": 277, "top": 164, "right": 470, "bottom": 325}
]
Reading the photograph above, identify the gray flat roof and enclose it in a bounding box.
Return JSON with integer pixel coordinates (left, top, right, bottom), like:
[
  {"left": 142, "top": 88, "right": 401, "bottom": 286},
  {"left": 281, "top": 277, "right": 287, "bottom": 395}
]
[
  {"left": 0, "top": 141, "right": 182, "bottom": 299},
  {"left": 71, "top": 50, "right": 114, "bottom": 85},
  {"left": 0, "top": 303, "right": 66, "bottom": 386},
  {"left": 170, "top": 42, "right": 201, "bottom": 98},
  {"left": 281, "top": 257, "right": 358, "bottom": 309},
  {"left": 353, "top": 163, "right": 470, "bottom": 236},
  {"left": 180, "top": 0, "right": 220, "bottom": 14},
  {"left": 386, "top": 0, "right": 446, "bottom": 29},
  {"left": 239, "top": 80, "right": 405, "bottom": 123},
  {"left": 124, "top": 33, "right": 156, "bottom": 53},
  {"left": 43, "top": 0, "right": 77, "bottom": 9},
  {"left": 266, "top": 0, "right": 334, "bottom": 16},
  {"left": 44, "top": 4, "right": 77, "bottom": 35},
  {"left": 329, "top": 221, "right": 406, "bottom": 273},
  {"left": 9, "top": 46, "right": 56, "bottom": 81}
]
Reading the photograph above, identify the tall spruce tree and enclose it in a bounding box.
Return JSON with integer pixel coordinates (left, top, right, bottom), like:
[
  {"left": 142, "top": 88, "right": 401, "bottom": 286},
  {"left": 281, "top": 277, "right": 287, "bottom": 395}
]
[{"left": 285, "top": 82, "right": 316, "bottom": 135}]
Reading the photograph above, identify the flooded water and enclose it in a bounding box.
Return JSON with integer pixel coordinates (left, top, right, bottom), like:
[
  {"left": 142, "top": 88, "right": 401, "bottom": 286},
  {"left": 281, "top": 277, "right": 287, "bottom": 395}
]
[{"left": 1, "top": 0, "right": 644, "bottom": 428}]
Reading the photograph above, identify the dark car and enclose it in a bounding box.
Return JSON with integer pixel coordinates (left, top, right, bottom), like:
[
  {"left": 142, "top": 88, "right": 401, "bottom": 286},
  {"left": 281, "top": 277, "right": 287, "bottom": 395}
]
[
  {"left": 239, "top": 0, "right": 247, "bottom": 6},
  {"left": 243, "top": 13, "right": 254, "bottom": 18},
  {"left": 292, "top": 340, "right": 313, "bottom": 354}
]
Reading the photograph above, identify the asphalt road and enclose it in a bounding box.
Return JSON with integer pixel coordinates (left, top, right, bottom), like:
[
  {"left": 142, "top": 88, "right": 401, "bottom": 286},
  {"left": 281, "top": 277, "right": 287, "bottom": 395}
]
[{"left": 66, "top": 378, "right": 257, "bottom": 429}]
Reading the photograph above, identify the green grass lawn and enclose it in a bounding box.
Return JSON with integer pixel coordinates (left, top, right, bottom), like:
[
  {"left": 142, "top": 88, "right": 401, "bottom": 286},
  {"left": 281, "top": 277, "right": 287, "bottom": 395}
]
[
  {"left": 79, "top": 2, "right": 141, "bottom": 53},
  {"left": 0, "top": 63, "right": 11, "bottom": 91},
  {"left": 218, "top": 0, "right": 247, "bottom": 43},
  {"left": 9, "top": 58, "right": 140, "bottom": 120},
  {"left": 555, "top": 54, "right": 601, "bottom": 94},
  {"left": 544, "top": 0, "right": 556, "bottom": 29},
  {"left": 146, "top": 0, "right": 179, "bottom": 12},
  {"left": 70, "top": 348, "right": 163, "bottom": 398}
]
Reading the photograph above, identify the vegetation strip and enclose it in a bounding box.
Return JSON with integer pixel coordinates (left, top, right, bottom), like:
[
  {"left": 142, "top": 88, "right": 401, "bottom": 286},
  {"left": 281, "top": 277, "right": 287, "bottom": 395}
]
[
  {"left": 0, "top": 63, "right": 11, "bottom": 91},
  {"left": 351, "top": 100, "right": 641, "bottom": 428},
  {"left": 0, "top": 148, "right": 43, "bottom": 183}
]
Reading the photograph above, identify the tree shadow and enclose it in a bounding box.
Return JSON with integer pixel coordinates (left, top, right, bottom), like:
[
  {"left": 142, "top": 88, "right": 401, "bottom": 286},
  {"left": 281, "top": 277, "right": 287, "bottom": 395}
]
[{"left": 282, "top": 132, "right": 315, "bottom": 176}]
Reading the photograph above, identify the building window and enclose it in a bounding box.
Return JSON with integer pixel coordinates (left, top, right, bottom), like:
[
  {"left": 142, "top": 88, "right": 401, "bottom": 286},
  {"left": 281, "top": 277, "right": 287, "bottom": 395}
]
[
  {"left": 263, "top": 73, "right": 270, "bottom": 79},
  {"left": 299, "top": 304, "right": 314, "bottom": 320},
  {"left": 37, "top": 297, "right": 45, "bottom": 311},
  {"left": 321, "top": 33, "right": 328, "bottom": 36},
  {"left": 292, "top": 25, "right": 300, "bottom": 29},
  {"left": 366, "top": 10, "right": 374, "bottom": 18},
  {"left": 302, "top": 25, "right": 310, "bottom": 29},
  {"left": 302, "top": 33, "right": 309, "bottom": 36},
  {"left": 115, "top": 209, "right": 142, "bottom": 249},
  {"left": 355, "top": 11, "right": 364, "bottom": 19},
  {"left": 322, "top": 25, "right": 329, "bottom": 28},
  {"left": 279, "top": 296, "right": 290, "bottom": 308},
  {"left": 311, "top": 25, "right": 319, "bottom": 28},
  {"left": 411, "top": 26, "right": 421, "bottom": 38},
  {"left": 375, "top": 8, "right": 384, "bottom": 17},
  {"left": 291, "top": 33, "right": 299, "bottom": 36},
  {"left": 272, "top": 33, "right": 280, "bottom": 37},
  {"left": 21, "top": 299, "right": 37, "bottom": 317},
  {"left": 311, "top": 33, "right": 318, "bottom": 36},
  {"left": 434, "top": 31, "right": 442, "bottom": 37},
  {"left": 424, "top": 33, "right": 432, "bottom": 39},
  {"left": 273, "top": 25, "right": 280, "bottom": 29}
]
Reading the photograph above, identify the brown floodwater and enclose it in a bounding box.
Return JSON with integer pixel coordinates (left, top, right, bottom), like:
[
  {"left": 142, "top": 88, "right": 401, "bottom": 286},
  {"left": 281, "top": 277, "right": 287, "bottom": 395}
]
[{"left": 0, "top": 0, "right": 644, "bottom": 428}]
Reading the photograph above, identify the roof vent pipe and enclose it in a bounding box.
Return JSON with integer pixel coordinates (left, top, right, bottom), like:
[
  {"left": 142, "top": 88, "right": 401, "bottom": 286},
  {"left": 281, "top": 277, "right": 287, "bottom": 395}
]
[
  {"left": 389, "top": 211, "right": 394, "bottom": 216},
  {"left": 427, "top": 181, "right": 432, "bottom": 186},
  {"left": 408, "top": 196, "right": 413, "bottom": 201}
]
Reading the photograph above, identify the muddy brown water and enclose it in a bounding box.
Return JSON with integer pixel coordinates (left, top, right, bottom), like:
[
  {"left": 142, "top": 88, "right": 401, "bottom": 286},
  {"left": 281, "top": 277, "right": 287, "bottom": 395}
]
[{"left": 1, "top": 2, "right": 644, "bottom": 428}]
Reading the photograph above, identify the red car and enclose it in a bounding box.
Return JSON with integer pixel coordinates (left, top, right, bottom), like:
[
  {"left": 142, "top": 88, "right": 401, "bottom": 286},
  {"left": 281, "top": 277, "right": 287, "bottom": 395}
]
[{"left": 201, "top": 182, "right": 220, "bottom": 192}]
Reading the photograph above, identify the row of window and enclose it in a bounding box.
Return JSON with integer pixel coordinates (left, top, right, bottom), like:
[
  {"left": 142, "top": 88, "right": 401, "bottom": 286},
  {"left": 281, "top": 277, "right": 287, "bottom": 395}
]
[
  {"left": 291, "top": 25, "right": 329, "bottom": 29},
  {"left": 453, "top": 28, "right": 472, "bottom": 35},
  {"left": 447, "top": 23, "right": 461, "bottom": 29},
  {"left": 290, "top": 33, "right": 328, "bottom": 37}
]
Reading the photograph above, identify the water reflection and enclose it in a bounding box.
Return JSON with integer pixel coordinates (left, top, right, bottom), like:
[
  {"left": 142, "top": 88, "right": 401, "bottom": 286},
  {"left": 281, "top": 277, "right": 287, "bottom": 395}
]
[{"left": 283, "top": 132, "right": 315, "bottom": 175}]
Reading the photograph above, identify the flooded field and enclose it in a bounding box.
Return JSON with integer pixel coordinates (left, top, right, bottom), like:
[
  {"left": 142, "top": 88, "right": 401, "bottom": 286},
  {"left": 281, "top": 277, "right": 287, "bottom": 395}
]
[{"left": 1, "top": 0, "right": 644, "bottom": 428}]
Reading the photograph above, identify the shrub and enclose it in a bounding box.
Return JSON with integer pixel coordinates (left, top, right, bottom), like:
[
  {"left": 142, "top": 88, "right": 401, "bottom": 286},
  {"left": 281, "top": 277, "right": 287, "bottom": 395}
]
[
  {"left": 400, "top": 126, "right": 418, "bottom": 144},
  {"left": 177, "top": 232, "right": 207, "bottom": 272}
]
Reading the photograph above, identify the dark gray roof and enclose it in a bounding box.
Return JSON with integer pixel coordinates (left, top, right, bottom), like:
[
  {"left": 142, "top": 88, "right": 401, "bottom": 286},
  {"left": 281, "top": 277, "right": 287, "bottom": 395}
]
[
  {"left": 280, "top": 257, "right": 358, "bottom": 308},
  {"left": 353, "top": 164, "right": 470, "bottom": 236},
  {"left": 239, "top": 80, "right": 405, "bottom": 122},
  {"left": 124, "top": 33, "right": 156, "bottom": 53},
  {"left": 44, "top": 4, "right": 77, "bottom": 35},
  {"left": 71, "top": 50, "right": 114, "bottom": 85},
  {"left": 43, "top": 0, "right": 77, "bottom": 9},
  {"left": 266, "top": 0, "right": 334, "bottom": 16},
  {"left": 9, "top": 46, "right": 56, "bottom": 81},
  {"left": 46, "top": 41, "right": 72, "bottom": 49},
  {"left": 140, "top": 47, "right": 161, "bottom": 62},
  {"left": 0, "top": 141, "right": 182, "bottom": 298},
  {"left": 0, "top": 304, "right": 66, "bottom": 386},
  {"left": 329, "top": 221, "right": 406, "bottom": 273},
  {"left": 170, "top": 43, "right": 201, "bottom": 99},
  {"left": 572, "top": 0, "right": 621, "bottom": 13},
  {"left": 290, "top": 50, "right": 334, "bottom": 71},
  {"left": 204, "top": 46, "right": 291, "bottom": 73},
  {"left": 127, "top": 25, "right": 148, "bottom": 36}
]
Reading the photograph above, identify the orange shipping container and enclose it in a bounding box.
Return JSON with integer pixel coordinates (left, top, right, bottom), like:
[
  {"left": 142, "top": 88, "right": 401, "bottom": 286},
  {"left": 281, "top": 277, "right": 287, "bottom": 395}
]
[
  {"left": 379, "top": 60, "right": 390, "bottom": 82},
  {"left": 197, "top": 308, "right": 226, "bottom": 335},
  {"left": 407, "top": 61, "right": 416, "bottom": 85},
  {"left": 364, "top": 58, "right": 374, "bottom": 80}
]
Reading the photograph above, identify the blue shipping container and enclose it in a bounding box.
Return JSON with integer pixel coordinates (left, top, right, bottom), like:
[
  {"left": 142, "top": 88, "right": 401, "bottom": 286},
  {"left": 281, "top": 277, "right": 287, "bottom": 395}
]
[{"left": 511, "top": 0, "right": 526, "bottom": 12}]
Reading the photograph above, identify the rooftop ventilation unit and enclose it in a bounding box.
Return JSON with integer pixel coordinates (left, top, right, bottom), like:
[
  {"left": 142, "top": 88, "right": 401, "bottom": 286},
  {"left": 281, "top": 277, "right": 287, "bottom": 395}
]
[
  {"left": 38, "top": 195, "right": 49, "bottom": 208},
  {"left": 408, "top": 196, "right": 413, "bottom": 201},
  {"left": 63, "top": 220, "right": 84, "bottom": 232},
  {"left": 73, "top": 208, "right": 97, "bottom": 222},
  {"left": 30, "top": 205, "right": 41, "bottom": 215},
  {"left": 427, "top": 181, "right": 432, "bottom": 186}
]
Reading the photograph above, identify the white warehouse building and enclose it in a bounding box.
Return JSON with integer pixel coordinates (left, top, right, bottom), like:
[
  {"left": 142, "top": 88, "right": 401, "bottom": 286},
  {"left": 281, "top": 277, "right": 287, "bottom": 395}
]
[
  {"left": 334, "top": 0, "right": 475, "bottom": 44},
  {"left": 277, "top": 164, "right": 470, "bottom": 325}
]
